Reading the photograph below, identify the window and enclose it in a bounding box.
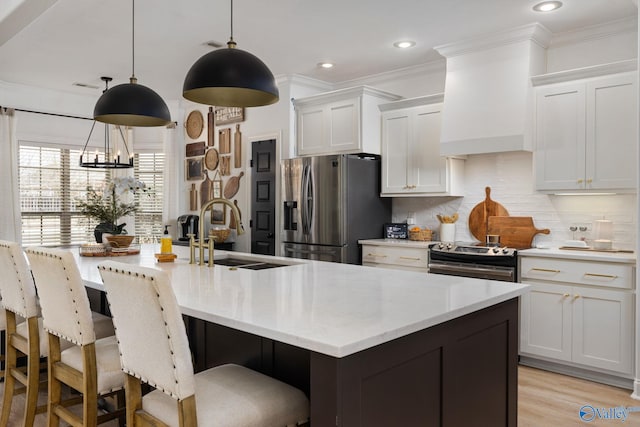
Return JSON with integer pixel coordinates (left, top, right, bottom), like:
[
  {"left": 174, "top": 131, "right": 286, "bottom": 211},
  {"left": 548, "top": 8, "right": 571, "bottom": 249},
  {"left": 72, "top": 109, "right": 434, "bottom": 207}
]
[
  {"left": 19, "top": 144, "right": 109, "bottom": 246},
  {"left": 134, "top": 152, "right": 165, "bottom": 237},
  {"left": 19, "top": 144, "right": 165, "bottom": 246}
]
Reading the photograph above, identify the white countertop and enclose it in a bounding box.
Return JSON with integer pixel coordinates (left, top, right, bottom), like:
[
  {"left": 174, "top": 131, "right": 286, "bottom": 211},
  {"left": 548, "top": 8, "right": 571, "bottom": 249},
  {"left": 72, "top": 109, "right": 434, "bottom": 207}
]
[
  {"left": 519, "top": 247, "right": 636, "bottom": 264},
  {"left": 358, "top": 238, "right": 434, "bottom": 249},
  {"left": 74, "top": 244, "right": 528, "bottom": 358}
]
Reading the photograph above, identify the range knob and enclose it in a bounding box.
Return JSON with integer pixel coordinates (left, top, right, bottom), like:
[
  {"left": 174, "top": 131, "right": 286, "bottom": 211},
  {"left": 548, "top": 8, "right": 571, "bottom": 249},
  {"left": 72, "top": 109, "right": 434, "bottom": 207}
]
[
  {"left": 502, "top": 247, "right": 510, "bottom": 254},
  {"left": 492, "top": 247, "right": 500, "bottom": 254},
  {"left": 446, "top": 243, "right": 453, "bottom": 250},
  {"left": 438, "top": 243, "right": 445, "bottom": 249}
]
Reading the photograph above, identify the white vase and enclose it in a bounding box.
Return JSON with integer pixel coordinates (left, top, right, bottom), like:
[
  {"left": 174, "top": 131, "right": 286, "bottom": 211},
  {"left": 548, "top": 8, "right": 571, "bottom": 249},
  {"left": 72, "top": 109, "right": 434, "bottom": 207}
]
[{"left": 440, "top": 223, "right": 456, "bottom": 243}]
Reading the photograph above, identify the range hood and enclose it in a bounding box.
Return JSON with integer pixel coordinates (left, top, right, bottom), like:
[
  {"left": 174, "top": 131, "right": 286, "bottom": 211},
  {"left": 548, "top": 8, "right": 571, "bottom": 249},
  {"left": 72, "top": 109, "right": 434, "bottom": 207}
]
[{"left": 435, "top": 23, "right": 552, "bottom": 156}]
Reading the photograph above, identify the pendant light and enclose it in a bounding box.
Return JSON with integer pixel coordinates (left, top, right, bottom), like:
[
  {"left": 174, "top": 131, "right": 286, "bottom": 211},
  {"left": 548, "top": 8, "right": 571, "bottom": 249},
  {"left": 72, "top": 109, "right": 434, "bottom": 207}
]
[
  {"left": 81, "top": 78, "right": 135, "bottom": 169},
  {"left": 183, "top": 0, "right": 279, "bottom": 107},
  {"left": 93, "top": 0, "right": 171, "bottom": 127}
]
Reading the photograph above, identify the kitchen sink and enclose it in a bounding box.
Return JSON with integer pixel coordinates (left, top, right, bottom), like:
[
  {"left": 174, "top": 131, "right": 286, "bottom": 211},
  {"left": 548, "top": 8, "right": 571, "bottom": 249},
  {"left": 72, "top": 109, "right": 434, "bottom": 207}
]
[{"left": 212, "top": 257, "right": 291, "bottom": 270}]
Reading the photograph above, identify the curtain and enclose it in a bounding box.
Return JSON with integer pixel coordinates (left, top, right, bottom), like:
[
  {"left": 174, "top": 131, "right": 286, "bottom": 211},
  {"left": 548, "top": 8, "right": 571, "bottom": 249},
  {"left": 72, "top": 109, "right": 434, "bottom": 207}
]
[
  {"left": 162, "top": 123, "right": 179, "bottom": 225},
  {"left": 0, "top": 108, "right": 21, "bottom": 243}
]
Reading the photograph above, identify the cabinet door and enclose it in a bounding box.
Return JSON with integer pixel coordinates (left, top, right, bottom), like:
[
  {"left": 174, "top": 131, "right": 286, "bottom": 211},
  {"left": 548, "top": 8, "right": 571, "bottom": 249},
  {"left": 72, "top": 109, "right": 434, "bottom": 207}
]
[
  {"left": 381, "top": 110, "right": 411, "bottom": 194},
  {"left": 297, "top": 105, "right": 325, "bottom": 156},
  {"left": 327, "top": 98, "right": 360, "bottom": 152},
  {"left": 412, "top": 104, "right": 447, "bottom": 193},
  {"left": 586, "top": 74, "right": 637, "bottom": 190},
  {"left": 572, "top": 287, "right": 634, "bottom": 374},
  {"left": 535, "top": 83, "right": 586, "bottom": 191},
  {"left": 520, "top": 282, "right": 572, "bottom": 362}
]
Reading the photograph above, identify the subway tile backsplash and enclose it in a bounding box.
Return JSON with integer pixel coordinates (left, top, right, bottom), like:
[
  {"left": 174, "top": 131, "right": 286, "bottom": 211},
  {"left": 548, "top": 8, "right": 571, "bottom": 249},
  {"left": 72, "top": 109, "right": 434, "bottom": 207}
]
[{"left": 392, "top": 152, "right": 637, "bottom": 249}]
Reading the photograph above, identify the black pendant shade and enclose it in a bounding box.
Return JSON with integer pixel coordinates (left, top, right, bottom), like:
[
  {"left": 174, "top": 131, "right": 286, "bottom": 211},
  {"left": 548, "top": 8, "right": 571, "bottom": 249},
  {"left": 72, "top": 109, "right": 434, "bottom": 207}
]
[
  {"left": 183, "top": 41, "right": 279, "bottom": 107},
  {"left": 94, "top": 77, "right": 171, "bottom": 127}
]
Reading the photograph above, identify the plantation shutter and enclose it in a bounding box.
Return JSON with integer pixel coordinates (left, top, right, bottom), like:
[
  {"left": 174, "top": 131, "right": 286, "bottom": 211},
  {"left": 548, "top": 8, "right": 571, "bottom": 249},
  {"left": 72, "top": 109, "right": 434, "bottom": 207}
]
[
  {"left": 19, "top": 144, "right": 109, "bottom": 246},
  {"left": 134, "top": 152, "right": 164, "bottom": 236}
]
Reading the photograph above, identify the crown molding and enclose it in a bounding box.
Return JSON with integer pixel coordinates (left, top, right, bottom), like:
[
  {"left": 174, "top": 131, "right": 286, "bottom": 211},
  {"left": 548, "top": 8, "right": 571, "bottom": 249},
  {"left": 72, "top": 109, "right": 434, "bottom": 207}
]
[
  {"left": 434, "top": 22, "right": 552, "bottom": 58},
  {"left": 531, "top": 59, "right": 637, "bottom": 86},
  {"left": 334, "top": 60, "right": 446, "bottom": 89}
]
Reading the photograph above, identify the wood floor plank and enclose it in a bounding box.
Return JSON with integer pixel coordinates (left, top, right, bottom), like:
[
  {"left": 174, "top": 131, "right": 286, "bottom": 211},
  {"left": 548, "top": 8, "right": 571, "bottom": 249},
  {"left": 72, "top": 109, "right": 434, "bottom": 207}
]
[{"left": 518, "top": 365, "right": 639, "bottom": 426}]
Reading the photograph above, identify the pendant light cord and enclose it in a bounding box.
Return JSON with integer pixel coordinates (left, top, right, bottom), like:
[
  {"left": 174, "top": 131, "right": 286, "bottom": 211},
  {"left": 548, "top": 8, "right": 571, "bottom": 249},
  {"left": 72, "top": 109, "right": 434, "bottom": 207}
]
[
  {"left": 230, "top": 0, "right": 234, "bottom": 42},
  {"left": 131, "top": 0, "right": 135, "bottom": 79}
]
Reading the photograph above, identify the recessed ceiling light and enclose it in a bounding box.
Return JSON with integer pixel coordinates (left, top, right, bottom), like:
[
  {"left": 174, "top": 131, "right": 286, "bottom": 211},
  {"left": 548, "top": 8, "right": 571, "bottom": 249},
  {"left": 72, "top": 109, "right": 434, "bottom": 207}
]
[
  {"left": 393, "top": 40, "right": 416, "bottom": 49},
  {"left": 318, "top": 62, "right": 334, "bottom": 69},
  {"left": 533, "top": 1, "right": 563, "bottom": 12}
]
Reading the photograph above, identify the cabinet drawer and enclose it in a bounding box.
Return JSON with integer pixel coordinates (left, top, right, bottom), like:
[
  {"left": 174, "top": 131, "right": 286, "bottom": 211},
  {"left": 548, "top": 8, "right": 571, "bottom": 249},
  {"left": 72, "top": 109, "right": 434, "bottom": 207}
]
[
  {"left": 520, "top": 257, "right": 634, "bottom": 290},
  {"left": 362, "top": 245, "right": 428, "bottom": 269}
]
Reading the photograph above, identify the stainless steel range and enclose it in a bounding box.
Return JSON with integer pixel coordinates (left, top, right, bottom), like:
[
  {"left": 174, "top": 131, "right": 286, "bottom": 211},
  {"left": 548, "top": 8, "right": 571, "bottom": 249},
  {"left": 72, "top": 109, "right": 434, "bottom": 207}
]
[{"left": 428, "top": 243, "right": 518, "bottom": 282}]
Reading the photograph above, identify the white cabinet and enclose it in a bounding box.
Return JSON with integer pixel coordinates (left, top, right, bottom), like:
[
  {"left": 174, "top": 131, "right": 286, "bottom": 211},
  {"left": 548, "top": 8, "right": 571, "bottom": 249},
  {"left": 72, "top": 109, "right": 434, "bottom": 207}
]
[
  {"left": 519, "top": 256, "right": 635, "bottom": 375},
  {"left": 361, "top": 242, "right": 429, "bottom": 272},
  {"left": 379, "top": 95, "right": 464, "bottom": 197},
  {"left": 533, "top": 62, "right": 637, "bottom": 192},
  {"left": 294, "top": 86, "right": 400, "bottom": 156}
]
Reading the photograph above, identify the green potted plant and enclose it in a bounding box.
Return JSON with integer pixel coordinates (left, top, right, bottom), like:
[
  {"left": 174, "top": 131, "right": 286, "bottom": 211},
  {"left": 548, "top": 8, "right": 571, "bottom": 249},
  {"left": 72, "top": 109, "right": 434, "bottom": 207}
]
[{"left": 77, "top": 176, "right": 148, "bottom": 243}]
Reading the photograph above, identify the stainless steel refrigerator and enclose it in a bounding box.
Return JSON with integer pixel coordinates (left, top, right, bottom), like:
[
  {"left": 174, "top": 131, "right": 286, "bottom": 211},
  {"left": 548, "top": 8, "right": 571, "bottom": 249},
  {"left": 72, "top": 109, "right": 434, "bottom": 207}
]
[{"left": 281, "top": 154, "right": 391, "bottom": 264}]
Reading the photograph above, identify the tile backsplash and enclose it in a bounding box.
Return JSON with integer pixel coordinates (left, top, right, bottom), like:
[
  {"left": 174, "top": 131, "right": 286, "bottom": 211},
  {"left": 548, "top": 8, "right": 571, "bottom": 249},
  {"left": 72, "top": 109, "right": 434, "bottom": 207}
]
[{"left": 392, "top": 152, "right": 637, "bottom": 249}]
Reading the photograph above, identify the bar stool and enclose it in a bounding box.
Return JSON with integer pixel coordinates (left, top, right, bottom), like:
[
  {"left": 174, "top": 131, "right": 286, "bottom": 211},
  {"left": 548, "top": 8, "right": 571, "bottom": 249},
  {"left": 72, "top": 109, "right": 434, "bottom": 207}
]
[
  {"left": 0, "top": 241, "right": 117, "bottom": 426},
  {"left": 98, "top": 261, "right": 310, "bottom": 427},
  {"left": 25, "top": 247, "right": 124, "bottom": 427}
]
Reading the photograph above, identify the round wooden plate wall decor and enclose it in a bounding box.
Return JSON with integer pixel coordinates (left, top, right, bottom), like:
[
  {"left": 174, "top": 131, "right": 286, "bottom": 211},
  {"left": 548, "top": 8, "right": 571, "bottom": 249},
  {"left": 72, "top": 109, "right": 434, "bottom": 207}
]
[
  {"left": 205, "top": 148, "right": 219, "bottom": 170},
  {"left": 186, "top": 110, "right": 204, "bottom": 139}
]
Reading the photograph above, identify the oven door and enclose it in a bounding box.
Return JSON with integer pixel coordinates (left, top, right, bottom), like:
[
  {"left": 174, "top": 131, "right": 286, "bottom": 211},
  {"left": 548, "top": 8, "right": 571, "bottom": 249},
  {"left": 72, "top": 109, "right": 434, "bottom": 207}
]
[{"left": 429, "top": 260, "right": 516, "bottom": 282}]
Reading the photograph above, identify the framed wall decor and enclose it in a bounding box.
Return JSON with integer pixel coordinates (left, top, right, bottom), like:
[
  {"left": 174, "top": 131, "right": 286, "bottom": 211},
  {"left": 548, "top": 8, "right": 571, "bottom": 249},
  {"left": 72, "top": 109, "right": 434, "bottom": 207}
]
[
  {"left": 214, "top": 106, "right": 245, "bottom": 125},
  {"left": 185, "top": 141, "right": 206, "bottom": 157},
  {"left": 211, "top": 204, "right": 226, "bottom": 225},
  {"left": 185, "top": 157, "right": 205, "bottom": 180}
]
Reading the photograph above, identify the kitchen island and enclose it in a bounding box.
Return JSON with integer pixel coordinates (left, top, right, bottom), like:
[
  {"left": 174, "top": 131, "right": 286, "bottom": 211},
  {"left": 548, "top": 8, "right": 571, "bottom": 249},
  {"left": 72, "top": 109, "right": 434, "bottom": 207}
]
[{"left": 75, "top": 244, "right": 528, "bottom": 427}]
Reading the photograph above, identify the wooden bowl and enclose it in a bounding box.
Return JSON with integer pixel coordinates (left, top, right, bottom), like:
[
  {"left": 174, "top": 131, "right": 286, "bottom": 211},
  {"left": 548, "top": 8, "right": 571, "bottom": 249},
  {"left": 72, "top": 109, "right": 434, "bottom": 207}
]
[
  {"left": 209, "top": 228, "right": 230, "bottom": 243},
  {"left": 105, "top": 235, "right": 135, "bottom": 248}
]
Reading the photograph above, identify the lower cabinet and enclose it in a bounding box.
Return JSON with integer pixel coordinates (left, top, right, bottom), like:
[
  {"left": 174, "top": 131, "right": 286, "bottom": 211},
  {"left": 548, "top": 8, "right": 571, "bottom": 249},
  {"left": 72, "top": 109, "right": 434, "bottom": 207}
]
[
  {"left": 519, "top": 257, "right": 635, "bottom": 376},
  {"left": 361, "top": 243, "right": 429, "bottom": 272}
]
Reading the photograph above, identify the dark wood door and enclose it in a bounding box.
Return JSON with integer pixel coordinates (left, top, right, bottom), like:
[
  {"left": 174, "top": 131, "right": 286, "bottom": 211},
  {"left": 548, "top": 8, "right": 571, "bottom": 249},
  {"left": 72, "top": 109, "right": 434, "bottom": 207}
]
[{"left": 251, "top": 139, "right": 276, "bottom": 255}]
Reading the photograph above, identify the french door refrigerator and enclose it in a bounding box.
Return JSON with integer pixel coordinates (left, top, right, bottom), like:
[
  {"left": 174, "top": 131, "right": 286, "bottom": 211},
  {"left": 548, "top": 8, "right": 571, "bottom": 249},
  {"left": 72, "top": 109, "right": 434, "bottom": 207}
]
[{"left": 281, "top": 154, "right": 391, "bottom": 264}]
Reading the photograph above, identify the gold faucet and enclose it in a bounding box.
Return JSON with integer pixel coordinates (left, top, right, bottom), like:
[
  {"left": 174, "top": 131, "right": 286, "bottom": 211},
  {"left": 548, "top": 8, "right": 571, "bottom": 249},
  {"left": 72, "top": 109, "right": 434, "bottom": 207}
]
[{"left": 189, "top": 198, "right": 244, "bottom": 266}]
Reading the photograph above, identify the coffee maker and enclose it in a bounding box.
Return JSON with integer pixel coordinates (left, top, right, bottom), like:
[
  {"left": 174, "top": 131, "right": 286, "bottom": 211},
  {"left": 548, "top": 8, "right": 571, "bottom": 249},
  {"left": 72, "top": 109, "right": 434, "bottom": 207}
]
[{"left": 177, "top": 215, "right": 199, "bottom": 241}]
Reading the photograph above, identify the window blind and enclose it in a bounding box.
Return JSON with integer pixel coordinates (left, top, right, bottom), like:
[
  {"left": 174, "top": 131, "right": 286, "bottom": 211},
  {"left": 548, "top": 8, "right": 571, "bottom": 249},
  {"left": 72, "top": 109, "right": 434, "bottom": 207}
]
[
  {"left": 134, "top": 152, "right": 165, "bottom": 237},
  {"left": 19, "top": 144, "right": 109, "bottom": 246}
]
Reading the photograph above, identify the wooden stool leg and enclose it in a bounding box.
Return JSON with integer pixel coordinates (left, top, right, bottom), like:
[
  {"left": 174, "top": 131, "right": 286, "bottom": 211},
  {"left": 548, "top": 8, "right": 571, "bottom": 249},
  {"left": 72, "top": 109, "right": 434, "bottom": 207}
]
[
  {"left": 23, "top": 316, "right": 40, "bottom": 427},
  {"left": 0, "top": 312, "right": 17, "bottom": 427},
  {"left": 82, "top": 343, "right": 98, "bottom": 427},
  {"left": 47, "top": 333, "right": 61, "bottom": 427}
]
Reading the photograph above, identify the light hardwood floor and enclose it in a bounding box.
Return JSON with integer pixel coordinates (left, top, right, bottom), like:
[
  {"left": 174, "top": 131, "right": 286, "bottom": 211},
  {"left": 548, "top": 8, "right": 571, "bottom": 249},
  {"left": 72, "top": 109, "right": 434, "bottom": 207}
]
[
  {"left": 0, "top": 365, "right": 637, "bottom": 425},
  {"left": 519, "top": 365, "right": 639, "bottom": 426}
]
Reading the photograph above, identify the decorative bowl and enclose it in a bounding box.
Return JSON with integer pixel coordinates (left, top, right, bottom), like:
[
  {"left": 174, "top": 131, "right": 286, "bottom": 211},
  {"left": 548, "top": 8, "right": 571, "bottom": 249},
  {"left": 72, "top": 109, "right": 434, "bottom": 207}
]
[
  {"left": 105, "top": 235, "right": 135, "bottom": 248},
  {"left": 209, "top": 228, "right": 230, "bottom": 243}
]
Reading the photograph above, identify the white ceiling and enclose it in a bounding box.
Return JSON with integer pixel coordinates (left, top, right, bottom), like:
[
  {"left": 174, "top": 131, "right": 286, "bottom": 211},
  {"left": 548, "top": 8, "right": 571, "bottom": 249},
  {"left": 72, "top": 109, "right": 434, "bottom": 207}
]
[{"left": 0, "top": 0, "right": 637, "bottom": 103}]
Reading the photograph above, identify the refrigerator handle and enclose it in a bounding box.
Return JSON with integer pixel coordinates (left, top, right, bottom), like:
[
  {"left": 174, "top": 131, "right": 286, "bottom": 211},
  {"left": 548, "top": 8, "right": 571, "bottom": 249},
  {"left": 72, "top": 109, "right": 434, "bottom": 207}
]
[
  {"left": 307, "top": 164, "right": 314, "bottom": 233},
  {"left": 301, "top": 164, "right": 311, "bottom": 235}
]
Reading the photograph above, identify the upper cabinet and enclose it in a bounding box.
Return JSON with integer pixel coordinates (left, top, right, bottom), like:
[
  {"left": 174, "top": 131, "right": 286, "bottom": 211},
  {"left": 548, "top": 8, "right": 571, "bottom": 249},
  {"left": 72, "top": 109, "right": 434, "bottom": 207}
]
[
  {"left": 533, "top": 61, "right": 638, "bottom": 193},
  {"left": 293, "top": 86, "right": 400, "bottom": 156},
  {"left": 379, "top": 95, "right": 464, "bottom": 197}
]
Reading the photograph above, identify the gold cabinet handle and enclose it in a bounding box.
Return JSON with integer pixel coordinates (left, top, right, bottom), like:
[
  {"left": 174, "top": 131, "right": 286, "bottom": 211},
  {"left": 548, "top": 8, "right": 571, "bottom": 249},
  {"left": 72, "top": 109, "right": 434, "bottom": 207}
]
[
  {"left": 573, "top": 294, "right": 581, "bottom": 299},
  {"left": 530, "top": 268, "right": 561, "bottom": 273},
  {"left": 586, "top": 178, "right": 593, "bottom": 184},
  {"left": 367, "top": 253, "right": 387, "bottom": 258},
  {"left": 584, "top": 273, "right": 618, "bottom": 280},
  {"left": 577, "top": 179, "right": 584, "bottom": 184},
  {"left": 399, "top": 256, "right": 421, "bottom": 261},
  {"left": 562, "top": 293, "right": 570, "bottom": 298}
]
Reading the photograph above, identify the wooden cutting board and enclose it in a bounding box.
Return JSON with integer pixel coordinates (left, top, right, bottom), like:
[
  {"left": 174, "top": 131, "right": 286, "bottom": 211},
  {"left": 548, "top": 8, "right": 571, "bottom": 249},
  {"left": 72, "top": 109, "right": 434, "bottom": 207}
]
[
  {"left": 468, "top": 187, "right": 509, "bottom": 242},
  {"left": 223, "top": 172, "right": 244, "bottom": 199},
  {"left": 487, "top": 216, "right": 550, "bottom": 249},
  {"left": 200, "top": 172, "right": 212, "bottom": 207}
]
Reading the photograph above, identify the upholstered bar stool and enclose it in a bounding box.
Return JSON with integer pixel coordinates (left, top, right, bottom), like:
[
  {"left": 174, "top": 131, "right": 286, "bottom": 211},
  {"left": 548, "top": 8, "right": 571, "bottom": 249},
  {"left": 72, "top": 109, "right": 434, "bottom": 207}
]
[
  {"left": 98, "top": 261, "right": 310, "bottom": 427},
  {"left": 25, "top": 247, "right": 124, "bottom": 427},
  {"left": 0, "top": 241, "right": 116, "bottom": 426}
]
